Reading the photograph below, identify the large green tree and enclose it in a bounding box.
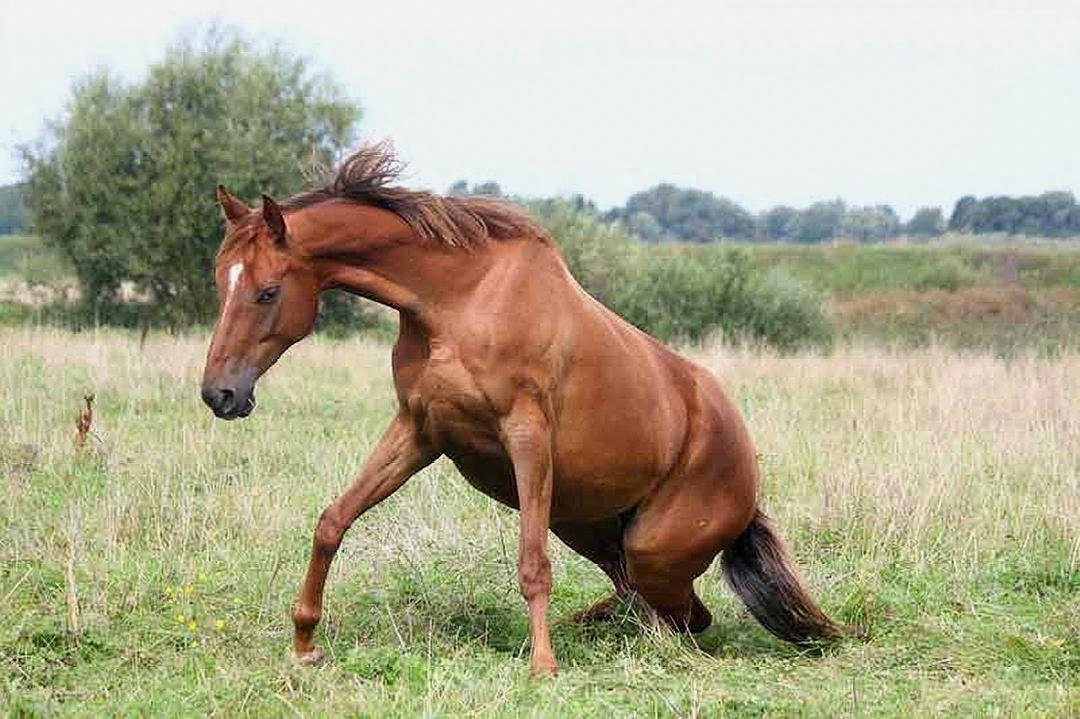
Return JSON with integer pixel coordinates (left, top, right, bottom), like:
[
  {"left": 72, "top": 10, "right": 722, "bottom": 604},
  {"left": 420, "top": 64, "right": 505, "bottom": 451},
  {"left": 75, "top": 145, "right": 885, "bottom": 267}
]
[{"left": 21, "top": 29, "right": 360, "bottom": 326}]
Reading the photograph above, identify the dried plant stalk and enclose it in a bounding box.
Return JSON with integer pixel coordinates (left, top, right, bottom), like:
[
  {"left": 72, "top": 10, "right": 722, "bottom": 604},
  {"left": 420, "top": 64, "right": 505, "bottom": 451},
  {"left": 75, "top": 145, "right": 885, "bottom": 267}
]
[
  {"left": 65, "top": 504, "right": 82, "bottom": 639},
  {"left": 74, "top": 393, "right": 94, "bottom": 451}
]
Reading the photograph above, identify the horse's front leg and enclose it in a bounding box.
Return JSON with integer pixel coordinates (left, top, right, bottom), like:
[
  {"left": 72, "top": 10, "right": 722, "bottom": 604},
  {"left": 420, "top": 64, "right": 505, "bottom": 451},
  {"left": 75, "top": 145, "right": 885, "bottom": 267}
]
[
  {"left": 501, "top": 398, "right": 557, "bottom": 676},
  {"left": 291, "top": 413, "right": 435, "bottom": 664}
]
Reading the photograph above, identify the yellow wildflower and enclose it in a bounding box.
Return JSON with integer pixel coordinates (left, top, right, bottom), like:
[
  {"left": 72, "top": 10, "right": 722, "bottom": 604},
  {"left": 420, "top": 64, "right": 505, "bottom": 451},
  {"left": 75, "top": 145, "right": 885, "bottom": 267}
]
[
  {"left": 215, "top": 619, "right": 225, "bottom": 631},
  {"left": 175, "top": 614, "right": 185, "bottom": 623},
  {"left": 187, "top": 619, "right": 197, "bottom": 631},
  {"left": 184, "top": 585, "right": 194, "bottom": 596}
]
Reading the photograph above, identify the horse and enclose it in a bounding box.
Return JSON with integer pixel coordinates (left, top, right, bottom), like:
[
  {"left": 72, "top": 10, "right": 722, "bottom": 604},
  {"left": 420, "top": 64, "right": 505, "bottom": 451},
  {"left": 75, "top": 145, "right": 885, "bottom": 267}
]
[{"left": 201, "top": 143, "right": 843, "bottom": 676}]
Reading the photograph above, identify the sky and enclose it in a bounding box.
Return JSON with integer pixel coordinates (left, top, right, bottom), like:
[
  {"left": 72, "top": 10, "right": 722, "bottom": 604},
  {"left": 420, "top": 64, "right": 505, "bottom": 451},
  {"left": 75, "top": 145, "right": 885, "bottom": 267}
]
[{"left": 1, "top": 0, "right": 1078, "bottom": 218}]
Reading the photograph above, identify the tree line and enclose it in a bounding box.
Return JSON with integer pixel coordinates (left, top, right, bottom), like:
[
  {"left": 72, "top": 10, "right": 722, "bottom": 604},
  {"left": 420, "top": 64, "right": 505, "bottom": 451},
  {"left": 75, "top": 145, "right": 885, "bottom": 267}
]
[
  {"left": 449, "top": 183, "right": 1078, "bottom": 244},
  {"left": 597, "top": 186, "right": 1078, "bottom": 243},
  {"left": 15, "top": 172, "right": 1076, "bottom": 250}
]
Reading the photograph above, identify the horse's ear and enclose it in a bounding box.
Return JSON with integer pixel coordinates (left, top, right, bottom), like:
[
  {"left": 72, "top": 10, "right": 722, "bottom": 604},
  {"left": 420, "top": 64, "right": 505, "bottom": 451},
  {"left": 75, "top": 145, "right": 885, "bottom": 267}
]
[
  {"left": 261, "top": 194, "right": 287, "bottom": 244},
  {"left": 216, "top": 185, "right": 251, "bottom": 224}
]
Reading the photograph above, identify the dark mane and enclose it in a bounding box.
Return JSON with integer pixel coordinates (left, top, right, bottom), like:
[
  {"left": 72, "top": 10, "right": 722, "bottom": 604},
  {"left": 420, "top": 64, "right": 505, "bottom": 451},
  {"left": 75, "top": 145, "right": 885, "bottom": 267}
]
[{"left": 282, "top": 141, "right": 547, "bottom": 248}]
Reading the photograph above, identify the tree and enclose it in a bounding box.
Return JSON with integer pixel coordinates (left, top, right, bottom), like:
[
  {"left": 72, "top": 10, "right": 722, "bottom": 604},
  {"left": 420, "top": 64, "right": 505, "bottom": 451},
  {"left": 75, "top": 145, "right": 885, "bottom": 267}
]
[
  {"left": 759, "top": 205, "right": 799, "bottom": 241},
  {"left": 617, "top": 184, "right": 756, "bottom": 241},
  {"left": 0, "top": 184, "right": 25, "bottom": 234},
  {"left": 947, "top": 191, "right": 1079, "bottom": 236},
  {"left": 842, "top": 204, "right": 901, "bottom": 242},
  {"left": 447, "top": 180, "right": 503, "bottom": 197},
  {"left": 795, "top": 200, "right": 846, "bottom": 243},
  {"left": 625, "top": 211, "right": 663, "bottom": 242},
  {"left": 905, "top": 207, "right": 945, "bottom": 238},
  {"left": 21, "top": 28, "right": 360, "bottom": 326}
]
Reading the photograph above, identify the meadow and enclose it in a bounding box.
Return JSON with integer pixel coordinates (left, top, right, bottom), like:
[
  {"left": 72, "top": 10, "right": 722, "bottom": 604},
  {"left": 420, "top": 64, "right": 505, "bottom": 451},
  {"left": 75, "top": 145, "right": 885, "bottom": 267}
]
[
  {"left": 1, "top": 329, "right": 1076, "bottom": 716},
  {"left": 733, "top": 239, "right": 1080, "bottom": 353}
]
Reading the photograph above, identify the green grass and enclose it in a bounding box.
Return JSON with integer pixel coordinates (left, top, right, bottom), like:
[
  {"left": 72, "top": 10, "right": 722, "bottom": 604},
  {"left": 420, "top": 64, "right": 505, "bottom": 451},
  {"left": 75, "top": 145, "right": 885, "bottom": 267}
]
[
  {"left": 731, "top": 238, "right": 1080, "bottom": 294},
  {"left": 0, "top": 234, "right": 68, "bottom": 284},
  {"left": 1, "top": 330, "right": 1076, "bottom": 716}
]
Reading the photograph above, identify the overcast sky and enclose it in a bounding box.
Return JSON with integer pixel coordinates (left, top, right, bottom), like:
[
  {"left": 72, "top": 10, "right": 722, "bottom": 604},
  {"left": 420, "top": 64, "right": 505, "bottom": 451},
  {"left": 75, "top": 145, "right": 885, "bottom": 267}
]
[{"left": 2, "top": 0, "right": 1078, "bottom": 217}]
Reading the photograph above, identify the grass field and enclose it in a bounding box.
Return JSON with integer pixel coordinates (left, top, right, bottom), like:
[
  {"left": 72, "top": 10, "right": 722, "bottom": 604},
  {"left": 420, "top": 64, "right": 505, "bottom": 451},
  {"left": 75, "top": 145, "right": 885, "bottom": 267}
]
[
  {"left": 1, "top": 329, "right": 1076, "bottom": 716},
  {"left": 735, "top": 239, "right": 1080, "bottom": 353},
  {"left": 0, "top": 234, "right": 68, "bottom": 286},
  {"left": 738, "top": 239, "right": 1080, "bottom": 293}
]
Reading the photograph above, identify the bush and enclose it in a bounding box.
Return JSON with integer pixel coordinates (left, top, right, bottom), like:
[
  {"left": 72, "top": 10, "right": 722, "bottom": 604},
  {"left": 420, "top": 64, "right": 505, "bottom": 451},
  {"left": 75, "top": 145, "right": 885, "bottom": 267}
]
[
  {"left": 912, "top": 255, "right": 979, "bottom": 292},
  {"left": 537, "top": 200, "right": 832, "bottom": 351}
]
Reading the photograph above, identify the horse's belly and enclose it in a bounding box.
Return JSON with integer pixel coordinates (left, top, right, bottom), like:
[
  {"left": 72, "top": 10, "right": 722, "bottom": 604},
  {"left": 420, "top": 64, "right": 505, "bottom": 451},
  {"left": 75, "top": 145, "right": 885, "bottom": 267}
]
[
  {"left": 412, "top": 351, "right": 683, "bottom": 522},
  {"left": 433, "top": 398, "right": 675, "bottom": 521},
  {"left": 549, "top": 456, "right": 658, "bottom": 520},
  {"left": 447, "top": 448, "right": 653, "bottom": 521}
]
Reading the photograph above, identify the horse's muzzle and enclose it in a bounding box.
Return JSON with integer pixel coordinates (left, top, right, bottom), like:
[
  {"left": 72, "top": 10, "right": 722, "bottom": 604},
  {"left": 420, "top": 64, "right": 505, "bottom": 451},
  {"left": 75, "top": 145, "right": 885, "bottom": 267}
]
[{"left": 201, "top": 383, "right": 256, "bottom": 420}]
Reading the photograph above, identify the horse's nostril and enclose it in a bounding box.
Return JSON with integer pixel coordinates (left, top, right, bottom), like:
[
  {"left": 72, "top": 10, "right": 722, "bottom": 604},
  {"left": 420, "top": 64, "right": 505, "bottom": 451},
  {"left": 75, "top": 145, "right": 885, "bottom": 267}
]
[
  {"left": 202, "top": 385, "right": 236, "bottom": 414},
  {"left": 201, "top": 385, "right": 220, "bottom": 408}
]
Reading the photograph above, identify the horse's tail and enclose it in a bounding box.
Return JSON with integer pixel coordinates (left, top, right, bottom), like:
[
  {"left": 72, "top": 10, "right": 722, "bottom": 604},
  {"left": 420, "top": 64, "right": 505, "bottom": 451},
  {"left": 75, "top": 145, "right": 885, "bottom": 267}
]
[{"left": 721, "top": 510, "right": 844, "bottom": 644}]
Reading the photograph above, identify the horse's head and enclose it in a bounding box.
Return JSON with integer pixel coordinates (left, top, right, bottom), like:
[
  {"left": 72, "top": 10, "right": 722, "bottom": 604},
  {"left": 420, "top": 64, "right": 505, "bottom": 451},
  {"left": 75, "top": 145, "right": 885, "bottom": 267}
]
[{"left": 201, "top": 187, "right": 319, "bottom": 419}]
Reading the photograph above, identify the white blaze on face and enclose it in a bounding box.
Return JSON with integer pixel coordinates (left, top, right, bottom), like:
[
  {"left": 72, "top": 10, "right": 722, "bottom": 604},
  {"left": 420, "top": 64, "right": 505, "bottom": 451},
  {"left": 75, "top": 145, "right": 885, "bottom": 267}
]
[{"left": 223, "top": 262, "right": 245, "bottom": 315}]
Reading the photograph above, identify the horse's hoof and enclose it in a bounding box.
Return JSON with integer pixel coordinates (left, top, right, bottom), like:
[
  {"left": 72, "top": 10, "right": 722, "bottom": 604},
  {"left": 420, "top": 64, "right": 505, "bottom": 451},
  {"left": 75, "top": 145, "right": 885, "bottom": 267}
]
[
  {"left": 568, "top": 594, "right": 623, "bottom": 625},
  {"left": 291, "top": 646, "right": 326, "bottom": 666}
]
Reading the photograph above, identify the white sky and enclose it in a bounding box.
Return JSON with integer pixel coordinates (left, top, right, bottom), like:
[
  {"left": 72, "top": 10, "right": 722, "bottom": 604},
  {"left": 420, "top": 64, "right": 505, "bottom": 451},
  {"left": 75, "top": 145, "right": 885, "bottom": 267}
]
[{"left": 2, "top": 0, "right": 1078, "bottom": 218}]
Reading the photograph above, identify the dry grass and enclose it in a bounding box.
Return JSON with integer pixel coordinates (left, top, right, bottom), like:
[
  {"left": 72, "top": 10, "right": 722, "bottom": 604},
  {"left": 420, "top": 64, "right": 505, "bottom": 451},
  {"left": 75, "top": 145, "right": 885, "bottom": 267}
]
[
  {"left": 690, "top": 342, "right": 1080, "bottom": 569},
  {"left": 1, "top": 328, "right": 1077, "bottom": 716},
  {"left": 832, "top": 286, "right": 1080, "bottom": 352}
]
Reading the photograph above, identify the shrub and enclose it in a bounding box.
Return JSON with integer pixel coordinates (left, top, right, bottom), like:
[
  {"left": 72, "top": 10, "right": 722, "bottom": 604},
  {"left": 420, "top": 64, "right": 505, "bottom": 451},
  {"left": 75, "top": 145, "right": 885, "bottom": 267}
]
[
  {"left": 537, "top": 200, "right": 832, "bottom": 351},
  {"left": 912, "top": 255, "right": 979, "bottom": 292}
]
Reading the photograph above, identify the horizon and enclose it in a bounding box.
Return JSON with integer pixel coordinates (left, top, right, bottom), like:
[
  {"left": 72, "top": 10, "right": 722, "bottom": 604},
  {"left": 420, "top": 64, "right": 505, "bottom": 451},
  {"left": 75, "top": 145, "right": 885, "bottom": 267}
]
[{"left": 2, "top": 1, "right": 1078, "bottom": 218}]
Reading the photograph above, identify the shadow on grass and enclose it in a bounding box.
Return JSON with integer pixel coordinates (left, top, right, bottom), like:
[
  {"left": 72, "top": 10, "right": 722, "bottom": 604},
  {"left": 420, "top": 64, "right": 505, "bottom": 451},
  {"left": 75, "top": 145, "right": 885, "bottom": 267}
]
[{"left": 324, "top": 576, "right": 808, "bottom": 672}]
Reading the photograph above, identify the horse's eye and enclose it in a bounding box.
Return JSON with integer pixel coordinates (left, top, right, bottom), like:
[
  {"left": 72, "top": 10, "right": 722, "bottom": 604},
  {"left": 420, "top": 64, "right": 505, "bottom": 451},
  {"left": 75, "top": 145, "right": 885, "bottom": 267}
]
[{"left": 256, "top": 286, "right": 280, "bottom": 304}]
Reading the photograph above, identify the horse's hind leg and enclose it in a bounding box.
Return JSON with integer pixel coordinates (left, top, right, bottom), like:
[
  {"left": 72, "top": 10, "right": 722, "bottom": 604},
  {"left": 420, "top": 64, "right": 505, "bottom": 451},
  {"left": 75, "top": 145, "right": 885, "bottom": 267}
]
[
  {"left": 550, "top": 516, "right": 632, "bottom": 623},
  {"left": 624, "top": 527, "right": 716, "bottom": 633},
  {"left": 623, "top": 460, "right": 757, "bottom": 633}
]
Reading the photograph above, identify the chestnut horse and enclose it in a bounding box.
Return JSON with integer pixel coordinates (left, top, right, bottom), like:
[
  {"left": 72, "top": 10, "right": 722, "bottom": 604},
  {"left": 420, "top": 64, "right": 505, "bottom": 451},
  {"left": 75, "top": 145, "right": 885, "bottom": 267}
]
[{"left": 201, "top": 144, "right": 841, "bottom": 675}]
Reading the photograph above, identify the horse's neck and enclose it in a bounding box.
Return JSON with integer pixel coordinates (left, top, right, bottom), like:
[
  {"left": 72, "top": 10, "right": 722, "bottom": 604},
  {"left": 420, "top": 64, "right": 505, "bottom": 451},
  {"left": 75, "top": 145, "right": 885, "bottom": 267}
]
[{"left": 292, "top": 203, "right": 497, "bottom": 323}]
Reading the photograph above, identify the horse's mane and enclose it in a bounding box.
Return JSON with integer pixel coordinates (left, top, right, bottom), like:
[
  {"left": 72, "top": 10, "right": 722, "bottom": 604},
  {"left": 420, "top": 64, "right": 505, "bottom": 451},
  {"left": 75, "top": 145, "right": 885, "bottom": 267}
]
[{"left": 282, "top": 141, "right": 547, "bottom": 248}]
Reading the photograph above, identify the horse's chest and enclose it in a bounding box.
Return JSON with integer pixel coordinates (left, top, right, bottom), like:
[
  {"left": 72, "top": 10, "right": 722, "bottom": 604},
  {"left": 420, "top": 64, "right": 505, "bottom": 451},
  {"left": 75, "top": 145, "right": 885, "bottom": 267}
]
[{"left": 405, "top": 359, "right": 503, "bottom": 455}]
